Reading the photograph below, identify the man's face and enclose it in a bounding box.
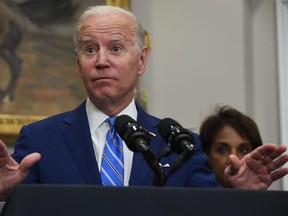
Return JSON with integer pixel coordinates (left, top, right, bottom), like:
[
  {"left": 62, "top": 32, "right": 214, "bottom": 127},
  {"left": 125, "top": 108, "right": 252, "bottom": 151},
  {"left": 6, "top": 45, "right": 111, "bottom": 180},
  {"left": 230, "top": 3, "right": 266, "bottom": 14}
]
[{"left": 76, "top": 13, "right": 147, "bottom": 114}]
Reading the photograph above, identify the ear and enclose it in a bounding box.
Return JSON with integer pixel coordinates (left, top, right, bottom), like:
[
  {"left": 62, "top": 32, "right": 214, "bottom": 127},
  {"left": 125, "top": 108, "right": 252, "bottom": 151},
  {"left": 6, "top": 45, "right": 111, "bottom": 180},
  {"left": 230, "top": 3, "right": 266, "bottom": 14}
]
[{"left": 137, "top": 47, "right": 148, "bottom": 76}]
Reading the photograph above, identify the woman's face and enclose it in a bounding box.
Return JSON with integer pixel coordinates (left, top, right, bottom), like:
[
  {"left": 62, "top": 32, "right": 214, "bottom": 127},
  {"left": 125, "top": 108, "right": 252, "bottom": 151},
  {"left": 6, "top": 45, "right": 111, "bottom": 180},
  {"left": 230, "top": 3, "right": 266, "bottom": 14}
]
[{"left": 208, "top": 125, "right": 253, "bottom": 187}]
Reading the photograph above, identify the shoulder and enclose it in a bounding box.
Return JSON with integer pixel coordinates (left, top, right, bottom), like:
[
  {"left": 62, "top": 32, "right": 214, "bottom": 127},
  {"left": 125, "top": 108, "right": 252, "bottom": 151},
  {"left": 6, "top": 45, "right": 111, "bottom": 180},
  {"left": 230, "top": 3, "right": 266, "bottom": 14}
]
[{"left": 23, "top": 101, "right": 87, "bottom": 130}]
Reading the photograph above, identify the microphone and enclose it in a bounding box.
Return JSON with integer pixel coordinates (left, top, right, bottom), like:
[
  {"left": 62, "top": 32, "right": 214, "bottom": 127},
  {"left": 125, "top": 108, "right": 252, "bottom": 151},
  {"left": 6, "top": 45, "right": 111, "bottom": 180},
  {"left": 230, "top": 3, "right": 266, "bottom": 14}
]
[
  {"left": 157, "top": 118, "right": 195, "bottom": 154},
  {"left": 157, "top": 118, "right": 195, "bottom": 175},
  {"left": 115, "top": 115, "right": 150, "bottom": 152},
  {"left": 115, "top": 115, "right": 164, "bottom": 186}
]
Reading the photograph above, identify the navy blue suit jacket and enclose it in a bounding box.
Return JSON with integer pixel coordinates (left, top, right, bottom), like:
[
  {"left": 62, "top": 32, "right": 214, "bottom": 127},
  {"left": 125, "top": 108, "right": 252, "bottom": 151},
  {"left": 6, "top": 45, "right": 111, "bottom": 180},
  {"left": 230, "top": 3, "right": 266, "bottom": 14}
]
[{"left": 12, "top": 102, "right": 220, "bottom": 188}]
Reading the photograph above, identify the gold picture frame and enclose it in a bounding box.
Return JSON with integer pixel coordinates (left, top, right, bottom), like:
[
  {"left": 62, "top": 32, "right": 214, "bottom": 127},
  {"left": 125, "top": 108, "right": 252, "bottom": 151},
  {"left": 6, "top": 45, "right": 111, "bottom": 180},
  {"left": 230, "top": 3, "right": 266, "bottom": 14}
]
[
  {"left": 0, "top": 0, "right": 131, "bottom": 145},
  {"left": 106, "top": 0, "right": 130, "bottom": 10}
]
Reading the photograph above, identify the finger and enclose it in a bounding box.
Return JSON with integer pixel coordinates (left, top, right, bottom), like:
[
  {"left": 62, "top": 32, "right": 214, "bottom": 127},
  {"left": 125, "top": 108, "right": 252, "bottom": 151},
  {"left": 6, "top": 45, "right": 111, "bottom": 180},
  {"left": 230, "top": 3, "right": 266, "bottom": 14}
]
[
  {"left": 267, "top": 153, "right": 288, "bottom": 172},
  {"left": 0, "top": 140, "right": 11, "bottom": 166},
  {"left": 225, "top": 155, "right": 241, "bottom": 176},
  {"left": 271, "top": 167, "right": 288, "bottom": 181},
  {"left": 0, "top": 140, "right": 9, "bottom": 157},
  {"left": 249, "top": 144, "right": 277, "bottom": 161},
  {"left": 262, "top": 145, "right": 287, "bottom": 165},
  {"left": 19, "top": 153, "right": 41, "bottom": 172}
]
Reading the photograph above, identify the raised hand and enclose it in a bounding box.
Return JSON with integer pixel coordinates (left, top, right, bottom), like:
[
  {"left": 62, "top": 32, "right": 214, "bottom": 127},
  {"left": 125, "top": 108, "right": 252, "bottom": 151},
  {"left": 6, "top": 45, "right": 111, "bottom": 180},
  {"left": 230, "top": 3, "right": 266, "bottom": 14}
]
[
  {"left": 224, "top": 144, "right": 288, "bottom": 189},
  {"left": 0, "top": 140, "right": 41, "bottom": 200}
]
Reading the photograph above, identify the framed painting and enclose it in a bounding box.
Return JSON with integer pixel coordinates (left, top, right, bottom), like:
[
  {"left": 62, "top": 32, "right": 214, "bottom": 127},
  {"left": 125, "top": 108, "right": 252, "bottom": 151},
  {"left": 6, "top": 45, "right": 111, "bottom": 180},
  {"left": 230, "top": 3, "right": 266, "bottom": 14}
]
[{"left": 0, "top": 0, "right": 130, "bottom": 144}]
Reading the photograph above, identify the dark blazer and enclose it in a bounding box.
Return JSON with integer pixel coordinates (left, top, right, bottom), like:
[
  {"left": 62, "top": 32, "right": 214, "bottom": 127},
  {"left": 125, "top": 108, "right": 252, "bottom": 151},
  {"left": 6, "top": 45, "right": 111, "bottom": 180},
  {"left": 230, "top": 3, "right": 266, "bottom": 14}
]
[{"left": 12, "top": 102, "right": 219, "bottom": 188}]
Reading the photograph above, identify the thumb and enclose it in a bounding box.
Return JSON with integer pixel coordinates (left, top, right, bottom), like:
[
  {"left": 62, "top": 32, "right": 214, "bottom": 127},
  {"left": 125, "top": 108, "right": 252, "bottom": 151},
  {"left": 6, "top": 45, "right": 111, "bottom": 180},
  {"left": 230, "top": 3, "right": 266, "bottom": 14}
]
[
  {"left": 224, "top": 154, "right": 241, "bottom": 176},
  {"left": 19, "top": 153, "right": 41, "bottom": 171}
]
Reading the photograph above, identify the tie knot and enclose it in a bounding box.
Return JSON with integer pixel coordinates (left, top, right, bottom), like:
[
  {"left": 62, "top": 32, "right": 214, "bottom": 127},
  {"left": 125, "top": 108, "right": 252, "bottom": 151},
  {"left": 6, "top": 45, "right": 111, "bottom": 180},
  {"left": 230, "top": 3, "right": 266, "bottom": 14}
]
[{"left": 107, "top": 116, "right": 116, "bottom": 127}]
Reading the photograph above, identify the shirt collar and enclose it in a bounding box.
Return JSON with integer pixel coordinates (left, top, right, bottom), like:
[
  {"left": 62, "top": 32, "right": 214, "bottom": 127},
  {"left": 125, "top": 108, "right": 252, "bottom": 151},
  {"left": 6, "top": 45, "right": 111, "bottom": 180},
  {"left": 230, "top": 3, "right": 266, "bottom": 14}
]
[{"left": 86, "top": 98, "right": 138, "bottom": 133}]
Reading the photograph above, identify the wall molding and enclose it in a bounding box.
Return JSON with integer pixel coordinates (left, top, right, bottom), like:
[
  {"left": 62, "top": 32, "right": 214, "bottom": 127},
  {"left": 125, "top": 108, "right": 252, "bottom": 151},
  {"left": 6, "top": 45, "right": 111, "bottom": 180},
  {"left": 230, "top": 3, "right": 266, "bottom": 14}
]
[{"left": 276, "top": 0, "right": 288, "bottom": 190}]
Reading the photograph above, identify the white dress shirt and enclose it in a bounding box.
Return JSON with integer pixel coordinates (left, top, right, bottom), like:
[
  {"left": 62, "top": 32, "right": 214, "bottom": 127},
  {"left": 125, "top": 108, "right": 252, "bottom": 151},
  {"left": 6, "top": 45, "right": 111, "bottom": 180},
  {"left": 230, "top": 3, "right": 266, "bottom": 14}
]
[{"left": 86, "top": 98, "right": 137, "bottom": 186}]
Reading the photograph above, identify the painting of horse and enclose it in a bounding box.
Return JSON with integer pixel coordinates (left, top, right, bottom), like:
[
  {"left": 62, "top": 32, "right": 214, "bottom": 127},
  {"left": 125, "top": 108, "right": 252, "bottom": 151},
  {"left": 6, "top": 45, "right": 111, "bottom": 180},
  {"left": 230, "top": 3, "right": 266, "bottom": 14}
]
[{"left": 0, "top": 0, "right": 90, "bottom": 116}]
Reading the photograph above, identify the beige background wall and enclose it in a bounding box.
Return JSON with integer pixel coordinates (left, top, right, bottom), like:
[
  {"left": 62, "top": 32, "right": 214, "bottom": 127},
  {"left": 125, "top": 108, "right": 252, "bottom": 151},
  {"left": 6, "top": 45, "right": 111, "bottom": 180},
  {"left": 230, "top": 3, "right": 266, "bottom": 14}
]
[{"left": 132, "top": 0, "right": 281, "bottom": 189}]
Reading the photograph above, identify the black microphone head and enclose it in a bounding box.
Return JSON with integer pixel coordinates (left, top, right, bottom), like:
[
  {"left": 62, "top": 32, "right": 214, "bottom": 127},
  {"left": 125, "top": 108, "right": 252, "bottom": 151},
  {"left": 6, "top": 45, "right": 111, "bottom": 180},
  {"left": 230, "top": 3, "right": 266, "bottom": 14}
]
[
  {"left": 158, "top": 118, "right": 194, "bottom": 154},
  {"left": 158, "top": 118, "right": 181, "bottom": 143},
  {"left": 115, "top": 115, "right": 135, "bottom": 138},
  {"left": 115, "top": 115, "right": 150, "bottom": 152}
]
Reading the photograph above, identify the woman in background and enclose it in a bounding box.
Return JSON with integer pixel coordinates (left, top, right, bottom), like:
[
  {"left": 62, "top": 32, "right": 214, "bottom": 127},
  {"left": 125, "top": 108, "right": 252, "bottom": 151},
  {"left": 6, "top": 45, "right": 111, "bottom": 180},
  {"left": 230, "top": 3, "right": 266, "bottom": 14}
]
[{"left": 199, "top": 105, "right": 263, "bottom": 187}]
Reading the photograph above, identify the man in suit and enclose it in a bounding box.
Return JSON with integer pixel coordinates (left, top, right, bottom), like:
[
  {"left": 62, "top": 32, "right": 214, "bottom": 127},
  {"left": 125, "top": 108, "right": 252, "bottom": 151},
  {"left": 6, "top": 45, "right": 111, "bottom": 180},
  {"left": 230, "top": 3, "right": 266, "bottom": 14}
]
[{"left": 0, "top": 5, "right": 288, "bottom": 201}]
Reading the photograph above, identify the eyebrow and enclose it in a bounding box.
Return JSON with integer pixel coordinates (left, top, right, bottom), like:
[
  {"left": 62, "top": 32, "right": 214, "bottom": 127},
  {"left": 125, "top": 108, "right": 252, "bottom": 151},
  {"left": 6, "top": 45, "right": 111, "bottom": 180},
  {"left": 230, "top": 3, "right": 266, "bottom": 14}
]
[
  {"left": 111, "top": 36, "right": 132, "bottom": 45},
  {"left": 80, "top": 35, "right": 129, "bottom": 45},
  {"left": 80, "top": 36, "right": 93, "bottom": 44},
  {"left": 79, "top": 38, "right": 100, "bottom": 48},
  {"left": 239, "top": 142, "right": 252, "bottom": 146},
  {"left": 214, "top": 141, "right": 251, "bottom": 146},
  {"left": 214, "top": 141, "right": 229, "bottom": 146}
]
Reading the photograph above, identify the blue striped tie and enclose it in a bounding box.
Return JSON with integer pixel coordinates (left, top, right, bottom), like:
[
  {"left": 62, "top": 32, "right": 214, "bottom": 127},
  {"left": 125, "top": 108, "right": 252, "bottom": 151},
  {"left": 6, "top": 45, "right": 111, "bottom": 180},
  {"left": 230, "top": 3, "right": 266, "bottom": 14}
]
[{"left": 101, "top": 116, "right": 124, "bottom": 186}]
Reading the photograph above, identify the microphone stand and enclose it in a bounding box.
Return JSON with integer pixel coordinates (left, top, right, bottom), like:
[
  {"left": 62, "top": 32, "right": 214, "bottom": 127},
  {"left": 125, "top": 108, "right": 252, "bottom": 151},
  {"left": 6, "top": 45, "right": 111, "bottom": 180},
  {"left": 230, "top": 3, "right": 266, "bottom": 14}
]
[
  {"left": 140, "top": 145, "right": 165, "bottom": 186},
  {"left": 157, "top": 146, "right": 195, "bottom": 186}
]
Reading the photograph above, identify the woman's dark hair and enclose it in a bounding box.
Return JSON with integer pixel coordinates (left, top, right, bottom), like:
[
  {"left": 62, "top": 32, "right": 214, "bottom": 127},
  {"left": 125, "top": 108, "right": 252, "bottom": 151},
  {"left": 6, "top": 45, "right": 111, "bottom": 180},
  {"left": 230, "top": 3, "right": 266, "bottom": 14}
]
[{"left": 200, "top": 105, "right": 263, "bottom": 154}]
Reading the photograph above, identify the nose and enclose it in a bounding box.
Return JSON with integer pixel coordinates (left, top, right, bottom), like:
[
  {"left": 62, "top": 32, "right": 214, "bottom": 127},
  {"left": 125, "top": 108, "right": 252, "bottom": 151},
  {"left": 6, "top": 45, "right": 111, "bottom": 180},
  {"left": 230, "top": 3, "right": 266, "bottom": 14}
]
[
  {"left": 231, "top": 149, "right": 245, "bottom": 160},
  {"left": 230, "top": 149, "right": 237, "bottom": 156},
  {"left": 225, "top": 157, "right": 231, "bottom": 166},
  {"left": 235, "top": 153, "right": 244, "bottom": 160},
  {"left": 95, "top": 49, "right": 109, "bottom": 69}
]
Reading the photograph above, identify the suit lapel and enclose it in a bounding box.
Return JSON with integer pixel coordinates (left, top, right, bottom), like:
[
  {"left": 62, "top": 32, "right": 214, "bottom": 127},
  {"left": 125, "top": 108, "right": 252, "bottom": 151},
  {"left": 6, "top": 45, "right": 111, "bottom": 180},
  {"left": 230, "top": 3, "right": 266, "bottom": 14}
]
[
  {"left": 58, "top": 102, "right": 163, "bottom": 186},
  {"left": 60, "top": 102, "right": 102, "bottom": 184}
]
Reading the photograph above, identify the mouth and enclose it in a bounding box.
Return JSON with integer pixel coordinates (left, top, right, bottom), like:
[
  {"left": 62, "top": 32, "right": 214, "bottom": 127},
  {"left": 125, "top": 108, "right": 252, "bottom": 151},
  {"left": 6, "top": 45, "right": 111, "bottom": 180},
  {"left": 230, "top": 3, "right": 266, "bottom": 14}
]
[
  {"left": 94, "top": 76, "right": 114, "bottom": 80},
  {"left": 92, "top": 77, "right": 116, "bottom": 84}
]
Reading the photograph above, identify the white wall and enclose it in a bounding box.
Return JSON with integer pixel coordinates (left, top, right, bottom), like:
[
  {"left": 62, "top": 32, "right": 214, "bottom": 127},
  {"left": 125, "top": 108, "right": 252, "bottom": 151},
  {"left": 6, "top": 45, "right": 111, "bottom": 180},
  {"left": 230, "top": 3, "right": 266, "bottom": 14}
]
[
  {"left": 132, "top": 0, "right": 282, "bottom": 189},
  {"left": 133, "top": 0, "right": 246, "bottom": 130}
]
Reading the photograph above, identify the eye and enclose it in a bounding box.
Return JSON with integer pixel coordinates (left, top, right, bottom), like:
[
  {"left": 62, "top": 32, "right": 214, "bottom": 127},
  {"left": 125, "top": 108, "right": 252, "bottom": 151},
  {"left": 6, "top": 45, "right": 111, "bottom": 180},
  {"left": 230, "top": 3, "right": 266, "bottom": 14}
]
[
  {"left": 86, "top": 47, "right": 96, "bottom": 54},
  {"left": 110, "top": 45, "right": 122, "bottom": 53},
  {"left": 239, "top": 144, "right": 252, "bottom": 155},
  {"left": 216, "top": 145, "right": 229, "bottom": 155}
]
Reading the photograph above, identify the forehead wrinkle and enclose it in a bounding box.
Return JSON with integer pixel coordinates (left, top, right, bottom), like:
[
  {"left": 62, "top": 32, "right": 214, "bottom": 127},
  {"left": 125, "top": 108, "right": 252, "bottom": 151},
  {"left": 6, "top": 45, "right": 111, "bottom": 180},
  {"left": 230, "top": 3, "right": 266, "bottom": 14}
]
[{"left": 80, "top": 20, "right": 137, "bottom": 43}]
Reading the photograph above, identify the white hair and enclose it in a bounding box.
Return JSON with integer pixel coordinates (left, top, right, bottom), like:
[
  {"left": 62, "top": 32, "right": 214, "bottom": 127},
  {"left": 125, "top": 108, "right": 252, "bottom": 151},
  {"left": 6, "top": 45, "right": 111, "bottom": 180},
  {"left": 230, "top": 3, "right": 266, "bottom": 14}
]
[{"left": 73, "top": 5, "right": 145, "bottom": 51}]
